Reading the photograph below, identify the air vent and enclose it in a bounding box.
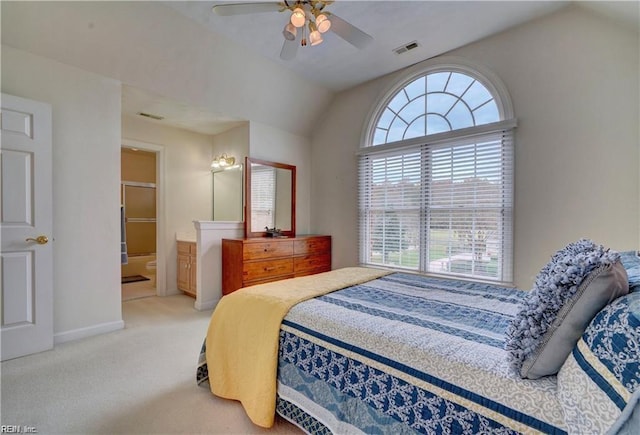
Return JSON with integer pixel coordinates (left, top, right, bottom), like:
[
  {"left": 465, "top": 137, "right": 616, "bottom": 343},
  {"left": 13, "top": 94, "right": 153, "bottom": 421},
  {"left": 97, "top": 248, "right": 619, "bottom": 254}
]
[
  {"left": 137, "top": 112, "right": 164, "bottom": 121},
  {"left": 393, "top": 41, "right": 420, "bottom": 55}
]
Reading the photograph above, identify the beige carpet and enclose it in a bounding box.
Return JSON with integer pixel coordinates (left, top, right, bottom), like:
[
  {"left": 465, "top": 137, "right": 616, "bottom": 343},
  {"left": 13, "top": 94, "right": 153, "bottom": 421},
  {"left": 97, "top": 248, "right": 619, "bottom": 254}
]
[
  {"left": 0, "top": 295, "right": 301, "bottom": 434},
  {"left": 121, "top": 274, "right": 157, "bottom": 301}
]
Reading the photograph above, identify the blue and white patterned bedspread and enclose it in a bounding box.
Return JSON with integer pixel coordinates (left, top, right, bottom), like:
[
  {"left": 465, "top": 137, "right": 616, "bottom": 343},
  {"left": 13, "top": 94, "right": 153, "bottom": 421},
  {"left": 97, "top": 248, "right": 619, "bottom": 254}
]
[{"left": 276, "top": 273, "right": 567, "bottom": 434}]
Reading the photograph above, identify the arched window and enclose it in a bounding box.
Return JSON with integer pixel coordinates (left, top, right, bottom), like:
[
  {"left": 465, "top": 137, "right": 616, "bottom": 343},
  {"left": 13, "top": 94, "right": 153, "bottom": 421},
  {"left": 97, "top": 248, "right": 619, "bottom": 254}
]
[
  {"left": 359, "top": 59, "right": 516, "bottom": 283},
  {"left": 372, "top": 72, "right": 500, "bottom": 144}
]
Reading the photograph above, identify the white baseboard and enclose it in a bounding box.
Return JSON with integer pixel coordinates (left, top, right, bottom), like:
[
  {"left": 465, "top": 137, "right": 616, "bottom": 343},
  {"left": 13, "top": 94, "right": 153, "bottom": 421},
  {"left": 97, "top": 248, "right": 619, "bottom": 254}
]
[
  {"left": 54, "top": 320, "right": 125, "bottom": 344},
  {"left": 194, "top": 298, "right": 219, "bottom": 311}
]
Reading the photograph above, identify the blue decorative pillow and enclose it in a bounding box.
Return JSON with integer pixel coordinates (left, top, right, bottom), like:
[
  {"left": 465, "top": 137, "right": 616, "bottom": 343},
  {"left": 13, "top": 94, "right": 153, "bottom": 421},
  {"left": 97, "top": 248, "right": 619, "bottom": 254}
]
[
  {"left": 505, "top": 239, "right": 629, "bottom": 379},
  {"left": 557, "top": 292, "right": 640, "bottom": 434},
  {"left": 620, "top": 251, "right": 640, "bottom": 293}
]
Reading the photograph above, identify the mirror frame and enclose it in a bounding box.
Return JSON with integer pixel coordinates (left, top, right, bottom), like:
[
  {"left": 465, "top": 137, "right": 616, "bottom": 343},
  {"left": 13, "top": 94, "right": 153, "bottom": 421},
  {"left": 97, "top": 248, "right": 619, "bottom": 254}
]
[{"left": 244, "top": 157, "right": 296, "bottom": 238}]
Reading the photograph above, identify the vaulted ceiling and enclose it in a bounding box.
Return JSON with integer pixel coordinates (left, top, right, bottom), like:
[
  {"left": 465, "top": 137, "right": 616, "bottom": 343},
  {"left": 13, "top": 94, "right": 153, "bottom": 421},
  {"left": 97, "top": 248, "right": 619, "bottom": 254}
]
[
  {"left": 138, "top": 1, "right": 640, "bottom": 134},
  {"left": 5, "top": 1, "right": 637, "bottom": 135},
  {"left": 167, "top": 1, "right": 638, "bottom": 92}
]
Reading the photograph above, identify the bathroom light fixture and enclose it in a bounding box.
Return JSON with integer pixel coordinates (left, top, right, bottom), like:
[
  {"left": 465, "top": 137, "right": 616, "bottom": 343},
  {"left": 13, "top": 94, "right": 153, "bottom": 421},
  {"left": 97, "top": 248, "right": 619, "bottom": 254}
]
[{"left": 211, "top": 154, "right": 236, "bottom": 170}]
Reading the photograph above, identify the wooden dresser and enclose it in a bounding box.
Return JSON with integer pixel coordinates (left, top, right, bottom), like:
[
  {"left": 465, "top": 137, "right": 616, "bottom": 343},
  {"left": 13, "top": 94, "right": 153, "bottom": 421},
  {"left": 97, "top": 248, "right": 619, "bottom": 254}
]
[{"left": 221, "top": 235, "right": 331, "bottom": 295}]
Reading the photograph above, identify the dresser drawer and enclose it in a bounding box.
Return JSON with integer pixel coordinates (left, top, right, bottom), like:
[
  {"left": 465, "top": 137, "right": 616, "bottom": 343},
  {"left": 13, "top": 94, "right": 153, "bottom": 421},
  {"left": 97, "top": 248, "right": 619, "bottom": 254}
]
[
  {"left": 294, "top": 253, "right": 331, "bottom": 274},
  {"left": 243, "top": 241, "right": 294, "bottom": 260},
  {"left": 243, "top": 258, "right": 294, "bottom": 281},
  {"left": 294, "top": 237, "right": 331, "bottom": 255},
  {"left": 244, "top": 274, "right": 295, "bottom": 288},
  {"left": 222, "top": 235, "right": 332, "bottom": 295}
]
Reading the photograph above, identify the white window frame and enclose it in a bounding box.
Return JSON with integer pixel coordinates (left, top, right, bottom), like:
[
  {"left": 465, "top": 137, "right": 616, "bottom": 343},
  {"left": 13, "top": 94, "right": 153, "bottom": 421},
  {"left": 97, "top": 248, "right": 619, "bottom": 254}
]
[{"left": 359, "top": 57, "right": 516, "bottom": 284}]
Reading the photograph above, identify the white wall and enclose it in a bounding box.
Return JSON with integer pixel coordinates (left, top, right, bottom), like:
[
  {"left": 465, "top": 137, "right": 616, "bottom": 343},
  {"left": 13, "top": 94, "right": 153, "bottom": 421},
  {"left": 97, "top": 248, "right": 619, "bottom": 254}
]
[
  {"left": 1, "top": 46, "right": 123, "bottom": 340},
  {"left": 4, "top": 3, "right": 635, "bottom": 349},
  {"left": 213, "top": 169, "right": 243, "bottom": 222},
  {"left": 1, "top": 0, "right": 322, "bottom": 344},
  {"left": 0, "top": 1, "right": 333, "bottom": 138},
  {"left": 212, "top": 123, "right": 249, "bottom": 222},
  {"left": 455, "top": 5, "right": 639, "bottom": 286},
  {"left": 310, "top": 5, "right": 640, "bottom": 289},
  {"left": 212, "top": 123, "right": 250, "bottom": 168},
  {"left": 249, "top": 122, "right": 312, "bottom": 235},
  {"left": 122, "top": 114, "right": 215, "bottom": 295},
  {"left": 194, "top": 221, "right": 244, "bottom": 311}
]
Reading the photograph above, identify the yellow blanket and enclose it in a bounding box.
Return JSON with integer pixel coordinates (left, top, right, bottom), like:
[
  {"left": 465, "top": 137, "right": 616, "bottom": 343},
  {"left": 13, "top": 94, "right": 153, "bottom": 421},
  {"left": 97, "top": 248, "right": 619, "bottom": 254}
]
[{"left": 205, "top": 266, "right": 391, "bottom": 428}]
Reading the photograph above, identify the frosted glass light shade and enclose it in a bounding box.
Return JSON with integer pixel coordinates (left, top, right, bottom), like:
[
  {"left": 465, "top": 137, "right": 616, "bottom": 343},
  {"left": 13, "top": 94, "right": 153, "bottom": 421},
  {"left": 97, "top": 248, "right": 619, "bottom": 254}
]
[
  {"left": 309, "top": 30, "right": 323, "bottom": 46},
  {"left": 316, "top": 14, "right": 331, "bottom": 33},
  {"left": 211, "top": 154, "right": 235, "bottom": 169},
  {"left": 290, "top": 7, "right": 306, "bottom": 27},
  {"left": 283, "top": 23, "right": 297, "bottom": 41}
]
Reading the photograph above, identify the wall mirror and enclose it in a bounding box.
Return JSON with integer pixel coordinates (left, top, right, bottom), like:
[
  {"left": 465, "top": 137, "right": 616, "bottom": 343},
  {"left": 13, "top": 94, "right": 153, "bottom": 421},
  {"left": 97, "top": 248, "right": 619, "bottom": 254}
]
[
  {"left": 212, "top": 164, "right": 243, "bottom": 221},
  {"left": 245, "top": 157, "right": 296, "bottom": 238}
]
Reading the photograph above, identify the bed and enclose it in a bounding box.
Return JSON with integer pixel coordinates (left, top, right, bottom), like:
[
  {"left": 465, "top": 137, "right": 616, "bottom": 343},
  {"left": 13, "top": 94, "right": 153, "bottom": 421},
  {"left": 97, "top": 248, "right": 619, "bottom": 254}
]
[{"left": 197, "top": 246, "right": 640, "bottom": 435}]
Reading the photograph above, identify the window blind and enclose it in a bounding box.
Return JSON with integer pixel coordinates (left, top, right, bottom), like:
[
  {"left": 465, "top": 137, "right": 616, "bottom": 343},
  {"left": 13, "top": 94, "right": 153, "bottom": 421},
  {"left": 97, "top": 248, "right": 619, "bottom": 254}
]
[
  {"left": 251, "top": 166, "right": 276, "bottom": 230},
  {"left": 359, "top": 129, "right": 513, "bottom": 283}
]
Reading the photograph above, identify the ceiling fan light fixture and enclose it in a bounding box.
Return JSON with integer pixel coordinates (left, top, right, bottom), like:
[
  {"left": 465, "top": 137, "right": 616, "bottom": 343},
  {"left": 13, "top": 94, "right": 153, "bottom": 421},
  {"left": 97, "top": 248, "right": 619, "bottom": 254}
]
[
  {"left": 211, "top": 0, "right": 374, "bottom": 60},
  {"left": 282, "top": 22, "right": 297, "bottom": 41},
  {"left": 309, "top": 30, "right": 323, "bottom": 46},
  {"left": 315, "top": 13, "right": 331, "bottom": 33},
  {"left": 290, "top": 7, "right": 306, "bottom": 28}
]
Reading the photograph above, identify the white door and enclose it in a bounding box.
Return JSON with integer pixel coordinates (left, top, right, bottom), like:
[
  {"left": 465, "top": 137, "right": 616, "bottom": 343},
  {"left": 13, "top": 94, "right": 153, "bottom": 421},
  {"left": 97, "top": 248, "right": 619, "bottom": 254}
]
[{"left": 1, "top": 93, "right": 53, "bottom": 361}]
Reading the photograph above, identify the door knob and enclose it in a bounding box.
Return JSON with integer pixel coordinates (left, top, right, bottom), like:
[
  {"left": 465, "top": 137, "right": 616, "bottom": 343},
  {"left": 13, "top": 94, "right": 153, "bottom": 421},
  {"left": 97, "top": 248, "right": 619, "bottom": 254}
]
[{"left": 26, "top": 235, "right": 49, "bottom": 245}]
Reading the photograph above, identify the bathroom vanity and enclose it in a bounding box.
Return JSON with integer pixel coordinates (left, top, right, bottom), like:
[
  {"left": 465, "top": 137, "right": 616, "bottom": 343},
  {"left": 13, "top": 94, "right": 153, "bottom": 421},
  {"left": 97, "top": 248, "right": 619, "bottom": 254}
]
[{"left": 176, "top": 240, "right": 197, "bottom": 297}]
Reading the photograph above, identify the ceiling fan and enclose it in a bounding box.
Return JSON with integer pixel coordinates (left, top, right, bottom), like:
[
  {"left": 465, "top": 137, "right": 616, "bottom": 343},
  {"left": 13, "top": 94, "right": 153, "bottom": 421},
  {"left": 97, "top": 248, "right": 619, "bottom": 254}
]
[{"left": 212, "top": 1, "right": 373, "bottom": 60}]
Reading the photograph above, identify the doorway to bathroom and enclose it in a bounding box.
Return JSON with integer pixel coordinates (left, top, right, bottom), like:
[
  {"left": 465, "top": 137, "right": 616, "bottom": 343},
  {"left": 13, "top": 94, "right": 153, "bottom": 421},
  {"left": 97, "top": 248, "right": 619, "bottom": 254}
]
[{"left": 121, "top": 147, "right": 158, "bottom": 301}]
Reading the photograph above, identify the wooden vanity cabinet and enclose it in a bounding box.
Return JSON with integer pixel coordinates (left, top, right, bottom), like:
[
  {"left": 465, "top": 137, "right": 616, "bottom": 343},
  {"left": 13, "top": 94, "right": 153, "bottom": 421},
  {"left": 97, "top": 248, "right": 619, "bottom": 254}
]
[
  {"left": 221, "top": 235, "right": 331, "bottom": 295},
  {"left": 177, "top": 241, "right": 197, "bottom": 297}
]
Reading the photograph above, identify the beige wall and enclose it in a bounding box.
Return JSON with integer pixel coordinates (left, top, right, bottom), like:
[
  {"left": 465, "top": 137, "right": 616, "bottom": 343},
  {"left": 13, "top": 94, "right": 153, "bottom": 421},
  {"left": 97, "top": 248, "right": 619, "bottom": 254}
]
[
  {"left": 2, "top": 1, "right": 637, "bottom": 346},
  {"left": 213, "top": 169, "right": 243, "bottom": 222},
  {"left": 122, "top": 114, "right": 216, "bottom": 295},
  {"left": 212, "top": 123, "right": 250, "bottom": 222},
  {"left": 0, "top": 1, "right": 318, "bottom": 342},
  {"left": 212, "top": 123, "right": 250, "bottom": 166},
  {"left": 2, "top": 46, "right": 123, "bottom": 340},
  {"left": 0, "top": 44, "right": 317, "bottom": 340},
  {"left": 249, "top": 121, "right": 312, "bottom": 235},
  {"left": 0, "top": 1, "right": 333, "bottom": 137},
  {"left": 310, "top": 5, "right": 640, "bottom": 289}
]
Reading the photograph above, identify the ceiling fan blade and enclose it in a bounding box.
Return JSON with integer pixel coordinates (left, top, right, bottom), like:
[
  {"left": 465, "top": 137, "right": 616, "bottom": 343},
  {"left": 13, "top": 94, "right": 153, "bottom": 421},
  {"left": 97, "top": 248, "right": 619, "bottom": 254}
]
[
  {"left": 328, "top": 14, "right": 373, "bottom": 50},
  {"left": 280, "top": 37, "right": 299, "bottom": 61},
  {"left": 212, "top": 2, "right": 282, "bottom": 16}
]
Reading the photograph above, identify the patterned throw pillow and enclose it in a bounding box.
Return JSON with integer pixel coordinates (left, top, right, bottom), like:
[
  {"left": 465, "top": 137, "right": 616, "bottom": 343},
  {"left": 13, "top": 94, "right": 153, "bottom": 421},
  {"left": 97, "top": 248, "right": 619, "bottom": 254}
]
[
  {"left": 620, "top": 251, "right": 640, "bottom": 293},
  {"left": 505, "top": 239, "right": 629, "bottom": 379},
  {"left": 557, "top": 292, "right": 640, "bottom": 434}
]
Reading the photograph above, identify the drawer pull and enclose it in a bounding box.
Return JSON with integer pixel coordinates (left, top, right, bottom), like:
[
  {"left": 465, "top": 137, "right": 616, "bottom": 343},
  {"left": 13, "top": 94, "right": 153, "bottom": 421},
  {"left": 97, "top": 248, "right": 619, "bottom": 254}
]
[{"left": 264, "top": 267, "right": 276, "bottom": 272}]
